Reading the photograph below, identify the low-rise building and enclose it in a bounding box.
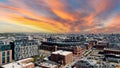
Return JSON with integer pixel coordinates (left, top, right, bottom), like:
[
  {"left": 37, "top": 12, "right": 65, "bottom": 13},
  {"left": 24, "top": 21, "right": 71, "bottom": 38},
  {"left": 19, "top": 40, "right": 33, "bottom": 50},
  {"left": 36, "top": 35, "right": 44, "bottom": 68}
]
[
  {"left": 36, "top": 61, "right": 59, "bottom": 68},
  {"left": 73, "top": 58, "right": 98, "bottom": 68},
  {"left": 94, "top": 41, "right": 108, "bottom": 50},
  {"left": 104, "top": 48, "right": 120, "bottom": 56},
  {"left": 73, "top": 46, "right": 84, "bottom": 57},
  {"left": 104, "top": 48, "right": 120, "bottom": 63},
  {"left": 3, "top": 58, "right": 34, "bottom": 68},
  {"left": 50, "top": 50, "right": 73, "bottom": 65},
  {"left": 40, "top": 44, "right": 85, "bottom": 57}
]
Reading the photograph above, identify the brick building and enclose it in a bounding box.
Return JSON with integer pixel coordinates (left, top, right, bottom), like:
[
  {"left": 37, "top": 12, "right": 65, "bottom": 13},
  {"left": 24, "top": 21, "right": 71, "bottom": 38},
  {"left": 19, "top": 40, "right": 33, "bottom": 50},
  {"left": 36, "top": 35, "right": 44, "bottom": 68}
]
[
  {"left": 104, "top": 48, "right": 120, "bottom": 55},
  {"left": 104, "top": 48, "right": 120, "bottom": 63},
  {"left": 73, "top": 46, "right": 84, "bottom": 57},
  {"left": 94, "top": 41, "right": 108, "bottom": 50},
  {"left": 50, "top": 50, "right": 73, "bottom": 65},
  {"left": 40, "top": 45, "right": 85, "bottom": 57}
]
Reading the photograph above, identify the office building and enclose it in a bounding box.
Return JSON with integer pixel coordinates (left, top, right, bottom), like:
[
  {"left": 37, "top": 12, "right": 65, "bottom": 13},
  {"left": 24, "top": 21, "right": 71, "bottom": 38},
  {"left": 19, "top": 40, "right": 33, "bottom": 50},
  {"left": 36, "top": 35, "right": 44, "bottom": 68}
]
[
  {"left": 11, "top": 39, "right": 39, "bottom": 60},
  {"left": 0, "top": 44, "right": 12, "bottom": 65}
]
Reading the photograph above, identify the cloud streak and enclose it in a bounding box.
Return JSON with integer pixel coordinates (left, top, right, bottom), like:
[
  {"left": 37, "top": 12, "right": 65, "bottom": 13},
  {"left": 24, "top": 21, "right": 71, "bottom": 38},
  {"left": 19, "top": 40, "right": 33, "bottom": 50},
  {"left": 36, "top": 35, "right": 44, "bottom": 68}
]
[{"left": 0, "top": 0, "right": 120, "bottom": 33}]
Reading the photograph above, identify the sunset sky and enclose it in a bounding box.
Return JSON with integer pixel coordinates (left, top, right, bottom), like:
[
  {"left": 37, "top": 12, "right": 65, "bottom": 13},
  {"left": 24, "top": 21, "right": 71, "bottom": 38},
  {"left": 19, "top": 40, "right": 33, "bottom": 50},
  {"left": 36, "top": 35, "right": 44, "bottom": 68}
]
[{"left": 0, "top": 0, "right": 120, "bottom": 33}]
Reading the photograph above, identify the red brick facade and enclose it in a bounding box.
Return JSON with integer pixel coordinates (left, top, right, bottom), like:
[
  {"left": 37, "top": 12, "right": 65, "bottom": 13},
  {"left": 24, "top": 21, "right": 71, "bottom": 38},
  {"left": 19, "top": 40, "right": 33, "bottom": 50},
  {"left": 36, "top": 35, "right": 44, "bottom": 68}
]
[{"left": 50, "top": 51, "right": 73, "bottom": 65}]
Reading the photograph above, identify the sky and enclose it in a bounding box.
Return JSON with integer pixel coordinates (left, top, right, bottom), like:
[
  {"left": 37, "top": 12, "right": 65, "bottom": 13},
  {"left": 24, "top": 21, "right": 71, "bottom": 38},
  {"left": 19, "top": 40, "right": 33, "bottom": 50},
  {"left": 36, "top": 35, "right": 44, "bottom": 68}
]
[{"left": 0, "top": 0, "right": 120, "bottom": 33}]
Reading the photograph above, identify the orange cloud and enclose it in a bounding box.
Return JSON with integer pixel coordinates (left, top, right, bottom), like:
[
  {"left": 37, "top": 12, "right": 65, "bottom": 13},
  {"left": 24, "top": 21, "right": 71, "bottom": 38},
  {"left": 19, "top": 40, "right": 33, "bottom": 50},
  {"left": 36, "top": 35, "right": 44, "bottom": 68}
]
[
  {"left": 0, "top": 0, "right": 119, "bottom": 33},
  {"left": 105, "top": 15, "right": 120, "bottom": 33},
  {"left": 86, "top": 15, "right": 120, "bottom": 33},
  {"left": 44, "top": 0, "right": 76, "bottom": 22},
  {"left": 89, "top": 0, "right": 115, "bottom": 15},
  {"left": 0, "top": 2, "right": 72, "bottom": 33}
]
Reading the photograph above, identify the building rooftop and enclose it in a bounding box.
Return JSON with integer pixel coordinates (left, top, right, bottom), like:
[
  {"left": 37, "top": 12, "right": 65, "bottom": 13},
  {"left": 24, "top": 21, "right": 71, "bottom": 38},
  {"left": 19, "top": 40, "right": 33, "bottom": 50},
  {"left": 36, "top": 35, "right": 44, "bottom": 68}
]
[
  {"left": 17, "top": 58, "right": 34, "bottom": 63},
  {"left": 39, "top": 62, "right": 57, "bottom": 68},
  {"left": 104, "top": 48, "right": 120, "bottom": 52},
  {"left": 74, "top": 58, "right": 98, "bottom": 68},
  {"left": 0, "top": 44, "right": 11, "bottom": 51},
  {"left": 81, "top": 58, "right": 97, "bottom": 65},
  {"left": 2, "top": 62, "right": 33, "bottom": 68},
  {"left": 2, "top": 58, "right": 34, "bottom": 68},
  {"left": 36, "top": 60, "right": 59, "bottom": 68},
  {"left": 52, "top": 50, "right": 72, "bottom": 56}
]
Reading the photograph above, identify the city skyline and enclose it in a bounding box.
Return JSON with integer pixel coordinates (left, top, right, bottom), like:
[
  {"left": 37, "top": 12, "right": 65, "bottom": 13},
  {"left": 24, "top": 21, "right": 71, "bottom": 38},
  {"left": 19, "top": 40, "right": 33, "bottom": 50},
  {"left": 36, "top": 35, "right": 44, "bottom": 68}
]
[{"left": 0, "top": 0, "right": 120, "bottom": 33}]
